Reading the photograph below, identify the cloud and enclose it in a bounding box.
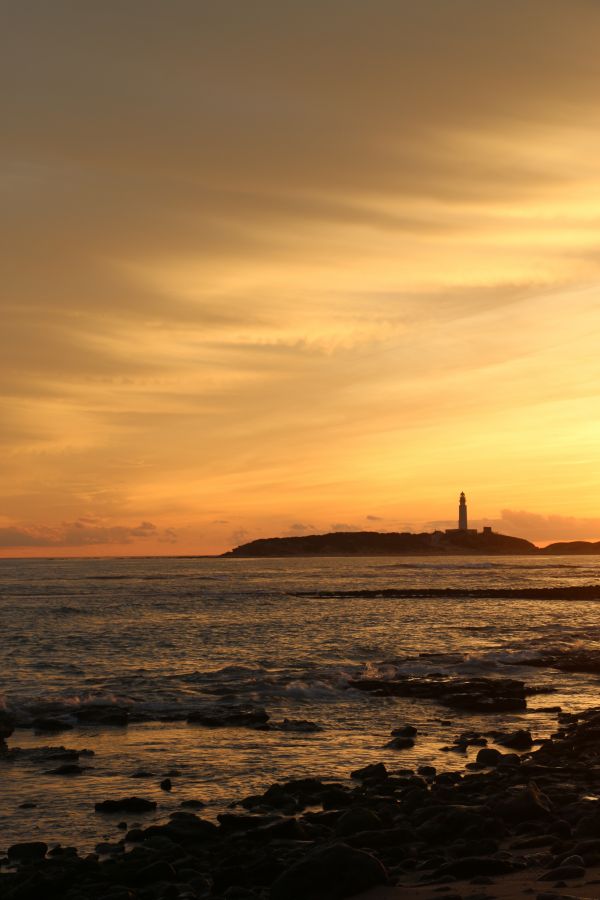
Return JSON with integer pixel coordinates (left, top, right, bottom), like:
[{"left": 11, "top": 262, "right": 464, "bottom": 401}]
[
  {"left": 0, "top": 520, "right": 177, "bottom": 549},
  {"left": 496, "top": 510, "right": 600, "bottom": 543},
  {"left": 366, "top": 515, "right": 383, "bottom": 521},
  {"left": 427, "top": 510, "right": 600, "bottom": 543},
  {"left": 330, "top": 523, "right": 361, "bottom": 532},
  {"left": 285, "top": 522, "right": 315, "bottom": 535}
]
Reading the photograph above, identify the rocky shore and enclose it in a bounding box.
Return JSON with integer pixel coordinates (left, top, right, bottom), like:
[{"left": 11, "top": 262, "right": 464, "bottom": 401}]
[{"left": 4, "top": 703, "right": 600, "bottom": 899}]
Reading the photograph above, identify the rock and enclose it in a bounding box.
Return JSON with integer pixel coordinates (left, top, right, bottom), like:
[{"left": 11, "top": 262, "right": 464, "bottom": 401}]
[
  {"left": 275, "top": 719, "right": 323, "bottom": 732},
  {"left": 496, "top": 729, "right": 534, "bottom": 750},
  {"left": 134, "top": 860, "right": 177, "bottom": 885},
  {"left": 180, "top": 798, "right": 205, "bottom": 808},
  {"left": 76, "top": 705, "right": 129, "bottom": 726},
  {"left": 538, "top": 865, "right": 586, "bottom": 881},
  {"left": 351, "top": 762, "right": 387, "bottom": 781},
  {"left": 31, "top": 717, "right": 74, "bottom": 733},
  {"left": 335, "top": 807, "right": 383, "bottom": 836},
  {"left": 497, "top": 783, "right": 553, "bottom": 822},
  {"left": 131, "top": 770, "right": 154, "bottom": 778},
  {"left": 391, "top": 724, "right": 418, "bottom": 737},
  {"left": 95, "top": 797, "right": 157, "bottom": 813},
  {"left": 476, "top": 747, "right": 503, "bottom": 766},
  {"left": 418, "top": 765, "right": 436, "bottom": 778},
  {"left": 45, "top": 763, "right": 88, "bottom": 775},
  {"left": 385, "top": 736, "right": 415, "bottom": 750},
  {"left": 160, "top": 778, "right": 172, "bottom": 791},
  {"left": 187, "top": 704, "right": 269, "bottom": 728},
  {"left": 7, "top": 841, "right": 48, "bottom": 861},
  {"left": 435, "top": 856, "right": 517, "bottom": 878},
  {"left": 270, "top": 842, "right": 388, "bottom": 900}
]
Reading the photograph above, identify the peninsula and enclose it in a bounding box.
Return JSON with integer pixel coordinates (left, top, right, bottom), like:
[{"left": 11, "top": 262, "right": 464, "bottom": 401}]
[{"left": 222, "top": 493, "right": 600, "bottom": 557}]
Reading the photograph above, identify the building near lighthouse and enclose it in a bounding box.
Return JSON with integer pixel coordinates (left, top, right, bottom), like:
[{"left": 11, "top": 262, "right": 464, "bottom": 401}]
[{"left": 445, "top": 491, "right": 479, "bottom": 535}]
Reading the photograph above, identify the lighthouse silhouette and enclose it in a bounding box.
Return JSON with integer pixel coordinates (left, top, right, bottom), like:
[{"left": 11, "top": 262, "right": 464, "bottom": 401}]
[
  {"left": 445, "top": 492, "right": 479, "bottom": 536},
  {"left": 458, "top": 491, "right": 468, "bottom": 530}
]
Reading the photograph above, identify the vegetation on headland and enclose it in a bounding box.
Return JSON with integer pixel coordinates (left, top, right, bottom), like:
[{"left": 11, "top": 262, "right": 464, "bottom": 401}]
[{"left": 222, "top": 529, "right": 600, "bottom": 557}]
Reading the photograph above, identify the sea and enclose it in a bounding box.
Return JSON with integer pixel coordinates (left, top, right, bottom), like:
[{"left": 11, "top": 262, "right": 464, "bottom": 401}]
[{"left": 1, "top": 554, "right": 600, "bottom": 853}]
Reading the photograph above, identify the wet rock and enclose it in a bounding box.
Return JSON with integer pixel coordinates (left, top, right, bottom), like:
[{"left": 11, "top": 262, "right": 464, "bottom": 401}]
[
  {"left": 391, "top": 724, "right": 418, "bottom": 737},
  {"left": 418, "top": 765, "right": 436, "bottom": 778},
  {"left": 7, "top": 841, "right": 48, "bottom": 861},
  {"left": 180, "top": 798, "right": 205, "bottom": 808},
  {"left": 538, "top": 865, "right": 586, "bottom": 881},
  {"left": 350, "top": 675, "right": 528, "bottom": 713},
  {"left": 187, "top": 704, "right": 269, "bottom": 728},
  {"left": 351, "top": 762, "right": 387, "bottom": 781},
  {"left": 45, "top": 763, "right": 89, "bottom": 775},
  {"left": 76, "top": 705, "right": 129, "bottom": 726},
  {"left": 435, "top": 856, "right": 517, "bottom": 878},
  {"left": 131, "top": 769, "right": 154, "bottom": 778},
  {"left": 496, "top": 783, "right": 553, "bottom": 822},
  {"left": 160, "top": 778, "right": 172, "bottom": 791},
  {"left": 385, "top": 736, "right": 415, "bottom": 750},
  {"left": 270, "top": 842, "right": 388, "bottom": 900},
  {"left": 274, "top": 718, "right": 323, "bottom": 732},
  {"left": 475, "top": 748, "right": 502, "bottom": 766},
  {"left": 496, "top": 728, "right": 534, "bottom": 750},
  {"left": 95, "top": 797, "right": 157, "bottom": 813},
  {"left": 335, "top": 807, "right": 383, "bottom": 836},
  {"left": 31, "top": 717, "right": 74, "bottom": 733}
]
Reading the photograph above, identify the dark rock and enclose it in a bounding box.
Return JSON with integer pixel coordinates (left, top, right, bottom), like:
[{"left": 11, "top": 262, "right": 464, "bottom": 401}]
[
  {"left": 275, "top": 718, "right": 323, "bottom": 732},
  {"left": 270, "top": 842, "right": 388, "bottom": 900},
  {"left": 187, "top": 704, "right": 269, "bottom": 728},
  {"left": 385, "top": 736, "right": 415, "bottom": 750},
  {"left": 45, "top": 763, "right": 88, "bottom": 775},
  {"left": 31, "top": 717, "right": 74, "bottom": 733},
  {"left": 75, "top": 705, "right": 129, "bottom": 726},
  {"left": 7, "top": 842, "right": 48, "bottom": 861},
  {"left": 180, "top": 798, "right": 205, "bottom": 808},
  {"left": 497, "top": 783, "right": 553, "bottom": 822},
  {"left": 391, "top": 724, "right": 418, "bottom": 737},
  {"left": 351, "top": 762, "right": 387, "bottom": 781},
  {"left": 160, "top": 778, "right": 172, "bottom": 791},
  {"left": 131, "top": 770, "right": 154, "bottom": 778},
  {"left": 538, "top": 865, "right": 586, "bottom": 881},
  {"left": 95, "top": 797, "right": 157, "bottom": 813},
  {"left": 496, "top": 729, "right": 534, "bottom": 750},
  {"left": 335, "top": 807, "right": 383, "bottom": 836},
  {"left": 435, "top": 856, "right": 517, "bottom": 877},
  {"left": 476, "top": 748, "right": 503, "bottom": 766},
  {"left": 134, "top": 860, "right": 177, "bottom": 885}
]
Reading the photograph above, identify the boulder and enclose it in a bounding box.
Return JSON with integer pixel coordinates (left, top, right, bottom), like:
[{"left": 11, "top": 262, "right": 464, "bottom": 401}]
[
  {"left": 270, "top": 842, "right": 388, "bottom": 900},
  {"left": 7, "top": 842, "right": 48, "bottom": 861},
  {"left": 335, "top": 807, "right": 383, "bottom": 836}
]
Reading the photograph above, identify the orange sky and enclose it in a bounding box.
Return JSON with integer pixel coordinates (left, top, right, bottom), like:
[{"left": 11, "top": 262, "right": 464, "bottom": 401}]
[{"left": 3, "top": 1, "right": 600, "bottom": 556}]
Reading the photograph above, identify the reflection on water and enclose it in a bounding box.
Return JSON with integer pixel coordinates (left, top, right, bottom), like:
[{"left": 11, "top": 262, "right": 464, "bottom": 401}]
[{"left": 1, "top": 554, "right": 600, "bottom": 850}]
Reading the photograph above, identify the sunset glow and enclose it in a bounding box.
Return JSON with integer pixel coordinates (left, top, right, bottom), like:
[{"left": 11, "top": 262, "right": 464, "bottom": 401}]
[{"left": 4, "top": 1, "right": 600, "bottom": 554}]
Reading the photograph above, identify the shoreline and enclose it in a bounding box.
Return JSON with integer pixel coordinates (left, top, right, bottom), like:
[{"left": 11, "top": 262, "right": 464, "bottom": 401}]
[{"left": 4, "top": 705, "right": 600, "bottom": 899}]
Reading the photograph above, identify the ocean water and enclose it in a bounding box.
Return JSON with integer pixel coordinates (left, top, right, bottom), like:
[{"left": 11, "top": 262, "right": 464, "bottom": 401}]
[{"left": 2, "top": 554, "right": 600, "bottom": 852}]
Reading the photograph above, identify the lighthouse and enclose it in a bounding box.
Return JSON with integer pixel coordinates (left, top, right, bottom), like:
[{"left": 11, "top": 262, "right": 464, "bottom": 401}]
[
  {"left": 445, "top": 492, "right": 478, "bottom": 536},
  {"left": 458, "top": 491, "right": 468, "bottom": 530}
]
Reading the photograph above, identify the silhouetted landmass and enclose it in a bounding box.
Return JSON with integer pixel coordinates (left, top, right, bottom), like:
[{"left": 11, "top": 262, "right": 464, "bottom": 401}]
[
  {"left": 542, "top": 540, "right": 600, "bottom": 554},
  {"left": 222, "top": 529, "right": 538, "bottom": 557},
  {"left": 223, "top": 529, "right": 600, "bottom": 557}
]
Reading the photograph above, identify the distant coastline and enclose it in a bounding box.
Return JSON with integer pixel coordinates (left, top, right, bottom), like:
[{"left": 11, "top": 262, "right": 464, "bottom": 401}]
[{"left": 222, "top": 529, "right": 600, "bottom": 557}]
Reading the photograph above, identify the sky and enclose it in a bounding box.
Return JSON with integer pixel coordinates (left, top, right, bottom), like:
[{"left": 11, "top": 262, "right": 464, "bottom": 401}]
[{"left": 3, "top": 0, "right": 600, "bottom": 555}]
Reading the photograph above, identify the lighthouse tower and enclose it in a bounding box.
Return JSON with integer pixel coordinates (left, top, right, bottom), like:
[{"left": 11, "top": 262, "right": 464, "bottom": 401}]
[
  {"left": 458, "top": 491, "right": 468, "bottom": 530},
  {"left": 445, "top": 492, "right": 478, "bottom": 535}
]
